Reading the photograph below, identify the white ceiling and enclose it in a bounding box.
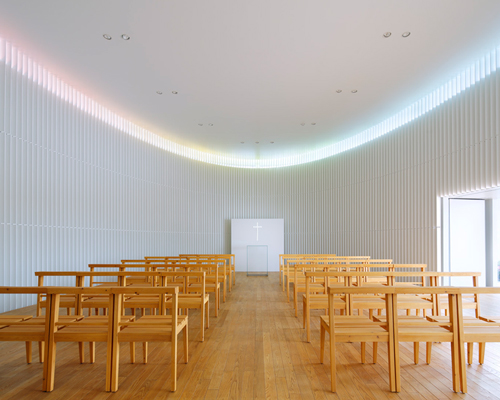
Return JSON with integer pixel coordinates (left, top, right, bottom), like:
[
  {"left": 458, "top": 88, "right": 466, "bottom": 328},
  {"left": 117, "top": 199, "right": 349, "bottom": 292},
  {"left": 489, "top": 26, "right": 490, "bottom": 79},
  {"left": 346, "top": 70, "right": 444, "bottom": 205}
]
[{"left": 1, "top": 0, "right": 500, "bottom": 161}]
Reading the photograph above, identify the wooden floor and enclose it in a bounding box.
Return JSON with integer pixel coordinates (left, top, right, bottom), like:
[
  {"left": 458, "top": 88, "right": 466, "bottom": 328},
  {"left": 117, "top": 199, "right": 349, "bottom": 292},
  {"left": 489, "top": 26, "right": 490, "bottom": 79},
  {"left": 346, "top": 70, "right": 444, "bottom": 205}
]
[{"left": 2, "top": 273, "right": 500, "bottom": 399}]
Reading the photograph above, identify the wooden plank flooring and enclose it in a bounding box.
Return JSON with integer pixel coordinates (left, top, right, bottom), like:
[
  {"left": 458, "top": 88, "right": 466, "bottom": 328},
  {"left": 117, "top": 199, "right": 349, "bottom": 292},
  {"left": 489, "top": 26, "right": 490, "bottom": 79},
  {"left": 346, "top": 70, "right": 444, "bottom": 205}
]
[{"left": 1, "top": 273, "right": 500, "bottom": 399}]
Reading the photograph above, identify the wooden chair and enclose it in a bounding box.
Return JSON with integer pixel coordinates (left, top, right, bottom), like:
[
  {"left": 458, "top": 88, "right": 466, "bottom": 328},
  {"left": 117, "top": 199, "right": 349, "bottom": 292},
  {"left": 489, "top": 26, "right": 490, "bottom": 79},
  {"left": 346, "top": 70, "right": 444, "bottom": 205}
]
[
  {"left": 180, "top": 255, "right": 229, "bottom": 302},
  {"left": 320, "top": 286, "right": 397, "bottom": 392},
  {"left": 180, "top": 254, "right": 235, "bottom": 291},
  {"left": 283, "top": 255, "right": 342, "bottom": 294},
  {"left": 184, "top": 263, "right": 221, "bottom": 317},
  {"left": 303, "top": 271, "right": 347, "bottom": 342},
  {"left": 41, "top": 286, "right": 187, "bottom": 393},
  {"left": 321, "top": 286, "right": 466, "bottom": 394},
  {"left": 163, "top": 271, "right": 210, "bottom": 341},
  {"left": 430, "top": 286, "right": 500, "bottom": 367}
]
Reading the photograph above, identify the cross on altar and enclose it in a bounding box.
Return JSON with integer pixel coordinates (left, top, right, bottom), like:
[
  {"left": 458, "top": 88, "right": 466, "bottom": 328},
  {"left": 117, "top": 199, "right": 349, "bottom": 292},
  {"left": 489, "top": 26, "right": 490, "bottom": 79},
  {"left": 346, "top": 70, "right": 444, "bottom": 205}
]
[
  {"left": 253, "top": 222, "right": 262, "bottom": 241},
  {"left": 231, "top": 219, "right": 284, "bottom": 273}
]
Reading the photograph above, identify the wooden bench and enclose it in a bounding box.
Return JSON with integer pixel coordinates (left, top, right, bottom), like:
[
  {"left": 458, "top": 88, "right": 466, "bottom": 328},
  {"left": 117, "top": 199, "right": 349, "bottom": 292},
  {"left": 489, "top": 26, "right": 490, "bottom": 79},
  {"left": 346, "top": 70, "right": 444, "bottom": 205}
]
[
  {"left": 180, "top": 254, "right": 235, "bottom": 290},
  {"left": 429, "top": 286, "right": 500, "bottom": 369},
  {"left": 178, "top": 255, "right": 229, "bottom": 301},
  {"left": 0, "top": 286, "right": 188, "bottom": 393},
  {"left": 303, "top": 267, "right": 424, "bottom": 342},
  {"left": 321, "top": 286, "right": 466, "bottom": 394},
  {"left": 292, "top": 260, "right": 393, "bottom": 318},
  {"left": 36, "top": 271, "right": 210, "bottom": 341},
  {"left": 147, "top": 257, "right": 227, "bottom": 306},
  {"left": 279, "top": 254, "right": 373, "bottom": 289},
  {"left": 281, "top": 254, "right": 342, "bottom": 293},
  {"left": 303, "top": 270, "right": 480, "bottom": 345}
]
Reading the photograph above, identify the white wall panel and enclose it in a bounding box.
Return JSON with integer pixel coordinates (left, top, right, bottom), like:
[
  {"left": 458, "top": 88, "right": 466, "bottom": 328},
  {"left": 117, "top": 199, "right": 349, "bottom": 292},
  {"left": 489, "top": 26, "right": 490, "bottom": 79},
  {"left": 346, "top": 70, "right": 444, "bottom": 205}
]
[{"left": 2, "top": 40, "right": 500, "bottom": 311}]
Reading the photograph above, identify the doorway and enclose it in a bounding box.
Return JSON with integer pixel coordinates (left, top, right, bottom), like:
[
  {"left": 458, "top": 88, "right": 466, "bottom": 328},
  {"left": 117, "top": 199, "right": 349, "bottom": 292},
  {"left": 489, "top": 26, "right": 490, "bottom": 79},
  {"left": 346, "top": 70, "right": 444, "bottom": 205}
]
[{"left": 441, "top": 188, "right": 500, "bottom": 287}]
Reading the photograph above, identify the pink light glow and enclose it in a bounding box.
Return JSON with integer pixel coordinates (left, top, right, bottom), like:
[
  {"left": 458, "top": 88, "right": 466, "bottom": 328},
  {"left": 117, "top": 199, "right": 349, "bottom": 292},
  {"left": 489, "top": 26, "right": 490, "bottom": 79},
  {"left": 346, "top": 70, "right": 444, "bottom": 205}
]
[{"left": 0, "top": 38, "right": 4, "bottom": 61}]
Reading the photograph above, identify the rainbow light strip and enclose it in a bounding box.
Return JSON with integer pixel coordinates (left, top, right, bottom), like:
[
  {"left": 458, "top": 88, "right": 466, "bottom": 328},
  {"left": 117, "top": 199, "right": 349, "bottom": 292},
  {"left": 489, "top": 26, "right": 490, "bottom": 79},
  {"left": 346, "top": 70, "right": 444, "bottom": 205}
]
[{"left": 1, "top": 36, "right": 499, "bottom": 168}]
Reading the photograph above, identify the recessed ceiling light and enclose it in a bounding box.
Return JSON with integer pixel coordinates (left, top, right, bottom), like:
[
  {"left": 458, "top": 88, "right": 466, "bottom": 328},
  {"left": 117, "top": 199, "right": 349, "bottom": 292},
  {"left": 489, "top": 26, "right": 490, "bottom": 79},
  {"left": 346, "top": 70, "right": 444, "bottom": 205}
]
[
  {"left": 351, "top": 90, "right": 358, "bottom": 93},
  {"left": 156, "top": 91, "right": 163, "bottom": 95},
  {"left": 121, "top": 34, "right": 130, "bottom": 40},
  {"left": 241, "top": 142, "right": 244, "bottom": 144},
  {"left": 255, "top": 142, "right": 259, "bottom": 144},
  {"left": 300, "top": 122, "right": 305, "bottom": 126},
  {"left": 336, "top": 90, "right": 342, "bottom": 93},
  {"left": 402, "top": 32, "right": 411, "bottom": 38},
  {"left": 198, "top": 123, "right": 203, "bottom": 126},
  {"left": 270, "top": 141, "right": 274, "bottom": 144},
  {"left": 103, "top": 34, "right": 112, "bottom": 40},
  {"left": 208, "top": 123, "right": 214, "bottom": 126},
  {"left": 311, "top": 122, "right": 316, "bottom": 125},
  {"left": 383, "top": 32, "right": 392, "bottom": 38},
  {"left": 172, "top": 91, "right": 178, "bottom": 94}
]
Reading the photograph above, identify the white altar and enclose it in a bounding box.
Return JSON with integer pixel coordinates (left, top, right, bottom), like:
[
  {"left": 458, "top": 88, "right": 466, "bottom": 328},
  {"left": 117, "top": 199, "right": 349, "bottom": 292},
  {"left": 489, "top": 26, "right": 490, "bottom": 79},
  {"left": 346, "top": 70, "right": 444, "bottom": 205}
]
[{"left": 231, "top": 219, "right": 284, "bottom": 274}]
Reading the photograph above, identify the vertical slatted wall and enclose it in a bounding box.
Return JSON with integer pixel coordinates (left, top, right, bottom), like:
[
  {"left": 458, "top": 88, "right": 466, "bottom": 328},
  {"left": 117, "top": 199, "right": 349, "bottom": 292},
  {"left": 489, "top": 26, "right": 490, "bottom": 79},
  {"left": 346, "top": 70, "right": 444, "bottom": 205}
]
[{"left": 1, "top": 42, "right": 499, "bottom": 311}]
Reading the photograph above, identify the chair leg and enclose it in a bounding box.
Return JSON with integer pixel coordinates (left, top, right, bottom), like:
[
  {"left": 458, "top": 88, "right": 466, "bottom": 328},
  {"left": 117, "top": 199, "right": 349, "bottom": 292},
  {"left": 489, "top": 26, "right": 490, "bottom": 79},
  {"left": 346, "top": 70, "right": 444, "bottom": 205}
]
[
  {"left": 373, "top": 342, "right": 378, "bottom": 364},
  {"left": 414, "top": 342, "right": 419, "bottom": 364},
  {"left": 479, "top": 343, "right": 485, "bottom": 364},
  {"left": 329, "top": 329, "right": 336, "bottom": 392},
  {"left": 130, "top": 342, "right": 136, "bottom": 363},
  {"left": 90, "top": 342, "right": 95, "bottom": 363},
  {"left": 200, "top": 304, "right": 205, "bottom": 342},
  {"left": 426, "top": 342, "right": 432, "bottom": 364},
  {"left": 206, "top": 301, "right": 210, "bottom": 329},
  {"left": 79, "top": 342, "right": 85, "bottom": 363},
  {"left": 361, "top": 342, "right": 366, "bottom": 363},
  {"left": 302, "top": 298, "right": 306, "bottom": 329},
  {"left": 184, "top": 325, "right": 189, "bottom": 363},
  {"left": 320, "top": 325, "right": 325, "bottom": 364},
  {"left": 467, "top": 343, "right": 473, "bottom": 365},
  {"left": 26, "top": 342, "right": 32, "bottom": 364},
  {"left": 143, "top": 342, "right": 148, "bottom": 363},
  {"left": 171, "top": 333, "right": 178, "bottom": 392},
  {"left": 38, "top": 341, "right": 45, "bottom": 363}
]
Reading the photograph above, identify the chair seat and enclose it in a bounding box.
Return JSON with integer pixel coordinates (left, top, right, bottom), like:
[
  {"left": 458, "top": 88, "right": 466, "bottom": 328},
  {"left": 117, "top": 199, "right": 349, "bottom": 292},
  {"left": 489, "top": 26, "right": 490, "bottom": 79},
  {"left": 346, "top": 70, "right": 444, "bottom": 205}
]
[
  {"left": 119, "top": 315, "right": 188, "bottom": 342},
  {"left": 0, "top": 316, "right": 84, "bottom": 341},
  {"left": 166, "top": 294, "right": 209, "bottom": 309},
  {"left": 320, "top": 315, "right": 390, "bottom": 341},
  {"left": 0, "top": 315, "right": 32, "bottom": 328},
  {"left": 55, "top": 316, "right": 134, "bottom": 342}
]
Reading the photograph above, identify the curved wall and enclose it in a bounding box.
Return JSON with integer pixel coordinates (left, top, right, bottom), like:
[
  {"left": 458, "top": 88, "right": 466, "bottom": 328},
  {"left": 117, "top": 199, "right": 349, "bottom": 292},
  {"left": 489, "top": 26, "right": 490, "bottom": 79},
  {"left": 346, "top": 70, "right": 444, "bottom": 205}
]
[{"left": 1, "top": 51, "right": 500, "bottom": 311}]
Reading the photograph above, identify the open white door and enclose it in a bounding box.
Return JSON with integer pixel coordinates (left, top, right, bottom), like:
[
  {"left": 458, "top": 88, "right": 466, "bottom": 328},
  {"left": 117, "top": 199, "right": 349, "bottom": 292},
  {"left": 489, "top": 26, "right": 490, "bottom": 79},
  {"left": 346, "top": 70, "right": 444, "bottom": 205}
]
[{"left": 449, "top": 199, "right": 485, "bottom": 286}]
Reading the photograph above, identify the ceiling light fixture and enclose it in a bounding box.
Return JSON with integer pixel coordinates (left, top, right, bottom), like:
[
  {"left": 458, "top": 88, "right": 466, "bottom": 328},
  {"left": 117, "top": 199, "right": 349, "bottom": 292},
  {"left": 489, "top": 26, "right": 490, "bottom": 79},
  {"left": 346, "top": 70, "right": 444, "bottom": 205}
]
[
  {"left": 172, "top": 91, "right": 178, "bottom": 94},
  {"left": 300, "top": 122, "right": 305, "bottom": 126},
  {"left": 402, "top": 32, "right": 411, "bottom": 38},
  {"left": 336, "top": 90, "right": 342, "bottom": 93},
  {"left": 270, "top": 141, "right": 274, "bottom": 144},
  {"left": 241, "top": 142, "right": 244, "bottom": 144},
  {"left": 198, "top": 123, "right": 203, "bottom": 126},
  {"left": 311, "top": 122, "right": 316, "bottom": 125},
  {"left": 255, "top": 142, "right": 259, "bottom": 144},
  {"left": 156, "top": 91, "right": 163, "bottom": 95},
  {"left": 383, "top": 32, "right": 392, "bottom": 38},
  {"left": 208, "top": 123, "right": 213, "bottom": 126},
  {"left": 351, "top": 90, "right": 358, "bottom": 93},
  {"left": 121, "top": 34, "right": 130, "bottom": 40},
  {"left": 103, "top": 34, "right": 112, "bottom": 40}
]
